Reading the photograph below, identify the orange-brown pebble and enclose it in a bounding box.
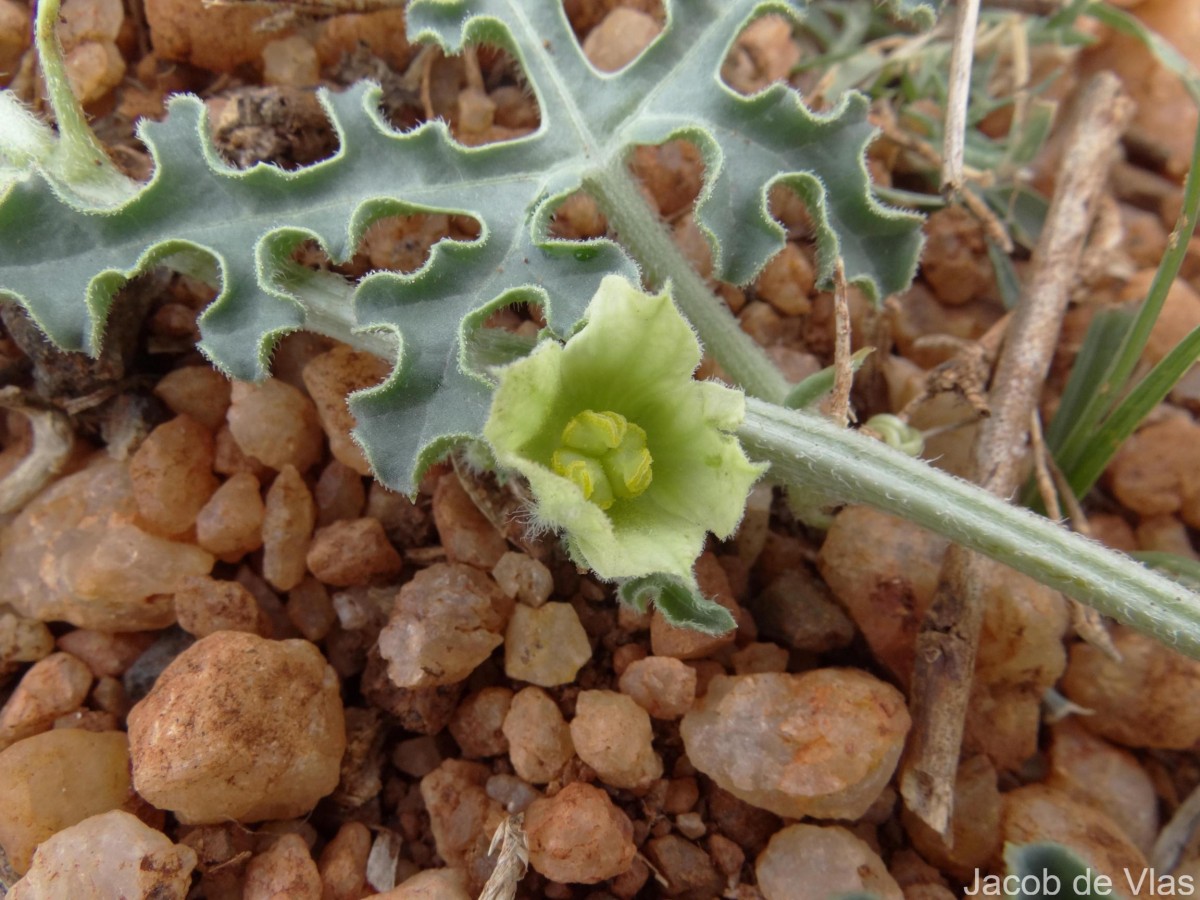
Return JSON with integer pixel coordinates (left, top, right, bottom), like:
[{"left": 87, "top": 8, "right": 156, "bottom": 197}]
[
  {"left": 127, "top": 631, "right": 345, "bottom": 824},
  {"left": 0, "top": 652, "right": 94, "bottom": 749},
  {"left": 129, "top": 415, "right": 219, "bottom": 536},
  {"left": 502, "top": 686, "right": 573, "bottom": 785},
  {"left": 618, "top": 655, "right": 697, "bottom": 719},
  {"left": 55, "top": 630, "right": 155, "bottom": 679},
  {"left": 318, "top": 821, "right": 371, "bottom": 900},
  {"left": 431, "top": 473, "right": 508, "bottom": 569},
  {"left": 755, "top": 243, "right": 815, "bottom": 316},
  {"left": 286, "top": 576, "right": 337, "bottom": 643},
  {"left": 449, "top": 686, "right": 513, "bottom": 759},
  {"left": 0, "top": 729, "right": 132, "bottom": 874},
  {"left": 174, "top": 575, "right": 262, "bottom": 637},
  {"left": 305, "top": 518, "right": 403, "bottom": 587},
  {"left": 227, "top": 380, "right": 324, "bottom": 474},
  {"left": 243, "top": 832, "right": 321, "bottom": 900},
  {"left": 314, "top": 459, "right": 366, "bottom": 526},
  {"left": 524, "top": 782, "right": 636, "bottom": 884},
  {"left": 262, "top": 465, "right": 316, "bottom": 592},
  {"left": 153, "top": 365, "right": 232, "bottom": 431},
  {"left": 196, "top": 471, "right": 265, "bottom": 562},
  {"left": 302, "top": 346, "right": 391, "bottom": 476},
  {"left": 1061, "top": 626, "right": 1200, "bottom": 749}
]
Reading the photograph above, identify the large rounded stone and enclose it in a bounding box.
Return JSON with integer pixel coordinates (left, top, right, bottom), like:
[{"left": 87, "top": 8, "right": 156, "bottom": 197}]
[
  {"left": 127, "top": 631, "right": 345, "bottom": 824},
  {"left": 681, "top": 669, "right": 910, "bottom": 819}
]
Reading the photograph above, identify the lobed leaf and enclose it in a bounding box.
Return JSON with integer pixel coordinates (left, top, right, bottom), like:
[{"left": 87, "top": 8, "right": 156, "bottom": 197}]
[{"left": 0, "top": 0, "right": 927, "bottom": 493}]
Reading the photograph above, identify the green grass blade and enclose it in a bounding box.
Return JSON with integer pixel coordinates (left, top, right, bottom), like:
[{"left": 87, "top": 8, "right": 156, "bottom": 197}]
[{"left": 1066, "top": 324, "right": 1200, "bottom": 497}]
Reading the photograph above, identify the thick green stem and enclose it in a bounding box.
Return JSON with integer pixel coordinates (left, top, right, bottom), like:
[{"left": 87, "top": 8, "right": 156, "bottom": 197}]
[
  {"left": 739, "top": 398, "right": 1200, "bottom": 658},
  {"left": 583, "top": 159, "right": 790, "bottom": 404}
]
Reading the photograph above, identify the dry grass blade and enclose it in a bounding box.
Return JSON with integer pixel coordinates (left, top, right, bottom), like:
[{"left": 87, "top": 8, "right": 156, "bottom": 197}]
[{"left": 480, "top": 812, "right": 528, "bottom": 900}]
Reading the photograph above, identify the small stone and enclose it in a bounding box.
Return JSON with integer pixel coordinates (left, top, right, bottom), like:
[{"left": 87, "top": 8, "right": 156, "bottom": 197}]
[
  {"left": 755, "top": 243, "right": 815, "bottom": 316},
  {"left": 8, "top": 810, "right": 196, "bottom": 900},
  {"left": 0, "top": 0, "right": 28, "bottom": 88},
  {"left": 581, "top": 7, "right": 660, "bottom": 72},
  {"left": 504, "top": 602, "right": 592, "bottom": 686},
  {"left": 492, "top": 551, "right": 554, "bottom": 607},
  {"left": 502, "top": 686, "right": 574, "bottom": 785},
  {"left": 145, "top": 0, "right": 285, "bottom": 72},
  {"left": 127, "top": 631, "right": 346, "bottom": 824},
  {"left": 0, "top": 459, "right": 213, "bottom": 631},
  {"left": 306, "top": 518, "right": 403, "bottom": 587},
  {"left": 1046, "top": 718, "right": 1159, "bottom": 855},
  {"left": 262, "top": 35, "right": 319, "bottom": 88},
  {"left": 0, "top": 729, "right": 132, "bottom": 874},
  {"left": 618, "top": 655, "right": 697, "bottom": 719},
  {"left": 314, "top": 459, "right": 366, "bottom": 526},
  {"left": 664, "top": 777, "right": 701, "bottom": 815},
  {"left": 731, "top": 642, "right": 790, "bottom": 675},
  {"left": 377, "top": 563, "right": 510, "bottom": 689},
  {"left": 419, "top": 759, "right": 505, "bottom": 873},
  {"left": 569, "top": 690, "right": 662, "bottom": 791},
  {"left": 485, "top": 774, "right": 541, "bottom": 814},
  {"left": 1062, "top": 625, "right": 1200, "bottom": 748},
  {"left": 122, "top": 628, "right": 195, "bottom": 704},
  {"left": 174, "top": 575, "right": 262, "bottom": 637},
  {"left": 55, "top": 630, "right": 155, "bottom": 679},
  {"left": 432, "top": 473, "right": 508, "bottom": 568},
  {"left": 0, "top": 614, "right": 54, "bottom": 679},
  {"left": 650, "top": 553, "right": 739, "bottom": 660},
  {"left": 196, "top": 472, "right": 265, "bottom": 562},
  {"left": 64, "top": 40, "right": 125, "bottom": 105},
  {"left": 749, "top": 570, "right": 855, "bottom": 653},
  {"left": 1001, "top": 784, "right": 1149, "bottom": 892},
  {"left": 707, "top": 783, "right": 780, "bottom": 856},
  {"left": 644, "top": 834, "right": 723, "bottom": 898},
  {"left": 302, "top": 347, "right": 390, "bottom": 476},
  {"left": 243, "top": 832, "right": 321, "bottom": 900},
  {"left": 0, "top": 652, "right": 94, "bottom": 749},
  {"left": 153, "top": 366, "right": 232, "bottom": 431},
  {"left": 756, "top": 824, "right": 903, "bottom": 900},
  {"left": 318, "top": 821, "right": 372, "bottom": 900},
  {"left": 525, "top": 782, "right": 636, "bottom": 884},
  {"left": 129, "top": 415, "right": 219, "bottom": 537},
  {"left": 287, "top": 576, "right": 337, "bottom": 642},
  {"left": 227, "top": 380, "right": 324, "bottom": 474},
  {"left": 213, "top": 423, "right": 269, "bottom": 478},
  {"left": 901, "top": 755, "right": 1001, "bottom": 882},
  {"left": 449, "top": 686, "right": 513, "bottom": 759},
  {"left": 708, "top": 832, "right": 745, "bottom": 879},
  {"left": 375, "top": 868, "right": 471, "bottom": 899},
  {"left": 262, "top": 465, "right": 316, "bottom": 592},
  {"left": 1108, "top": 415, "right": 1200, "bottom": 522},
  {"left": 682, "top": 670, "right": 911, "bottom": 819},
  {"left": 392, "top": 735, "right": 442, "bottom": 779}
]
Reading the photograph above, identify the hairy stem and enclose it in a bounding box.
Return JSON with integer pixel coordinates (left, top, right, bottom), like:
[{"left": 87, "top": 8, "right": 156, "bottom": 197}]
[
  {"left": 738, "top": 398, "right": 1200, "bottom": 659},
  {"left": 583, "top": 158, "right": 790, "bottom": 404}
]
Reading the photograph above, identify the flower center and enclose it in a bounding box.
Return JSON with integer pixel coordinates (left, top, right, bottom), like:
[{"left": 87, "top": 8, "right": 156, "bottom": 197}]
[{"left": 551, "top": 410, "right": 653, "bottom": 510}]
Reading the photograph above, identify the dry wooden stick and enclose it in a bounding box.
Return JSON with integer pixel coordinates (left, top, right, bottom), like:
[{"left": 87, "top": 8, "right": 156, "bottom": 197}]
[
  {"left": 942, "top": 0, "right": 981, "bottom": 195},
  {"left": 900, "top": 72, "right": 1133, "bottom": 837},
  {"left": 824, "top": 259, "right": 854, "bottom": 427}
]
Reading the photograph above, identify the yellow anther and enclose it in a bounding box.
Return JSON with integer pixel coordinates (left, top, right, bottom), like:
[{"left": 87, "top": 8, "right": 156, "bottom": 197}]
[{"left": 553, "top": 410, "right": 653, "bottom": 508}]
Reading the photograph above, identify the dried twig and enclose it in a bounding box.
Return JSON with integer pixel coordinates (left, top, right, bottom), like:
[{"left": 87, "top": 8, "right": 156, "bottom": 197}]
[
  {"left": 900, "top": 72, "right": 1133, "bottom": 837},
  {"left": 1030, "top": 414, "right": 1120, "bottom": 660},
  {"left": 823, "top": 259, "right": 854, "bottom": 427},
  {"left": 942, "top": 0, "right": 981, "bottom": 195}
]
